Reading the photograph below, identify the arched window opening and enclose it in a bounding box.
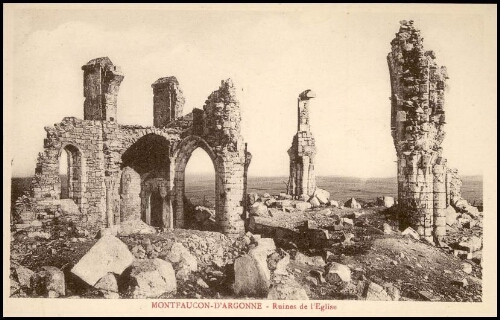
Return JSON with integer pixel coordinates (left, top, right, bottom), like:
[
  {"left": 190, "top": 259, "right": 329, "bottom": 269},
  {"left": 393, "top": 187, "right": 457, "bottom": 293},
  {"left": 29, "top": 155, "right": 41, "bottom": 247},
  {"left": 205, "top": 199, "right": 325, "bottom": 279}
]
[{"left": 59, "top": 148, "right": 69, "bottom": 199}]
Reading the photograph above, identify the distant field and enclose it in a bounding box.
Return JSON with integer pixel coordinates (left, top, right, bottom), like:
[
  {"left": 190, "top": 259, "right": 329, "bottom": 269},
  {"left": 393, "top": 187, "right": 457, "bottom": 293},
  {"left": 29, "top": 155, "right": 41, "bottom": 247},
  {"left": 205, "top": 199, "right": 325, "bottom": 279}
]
[{"left": 11, "top": 174, "right": 483, "bottom": 209}]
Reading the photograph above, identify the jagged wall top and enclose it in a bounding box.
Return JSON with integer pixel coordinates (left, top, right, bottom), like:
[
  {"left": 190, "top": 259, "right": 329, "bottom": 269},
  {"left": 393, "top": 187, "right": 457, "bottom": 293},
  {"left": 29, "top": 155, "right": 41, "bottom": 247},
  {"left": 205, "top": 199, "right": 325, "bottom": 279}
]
[{"left": 387, "top": 20, "right": 449, "bottom": 158}]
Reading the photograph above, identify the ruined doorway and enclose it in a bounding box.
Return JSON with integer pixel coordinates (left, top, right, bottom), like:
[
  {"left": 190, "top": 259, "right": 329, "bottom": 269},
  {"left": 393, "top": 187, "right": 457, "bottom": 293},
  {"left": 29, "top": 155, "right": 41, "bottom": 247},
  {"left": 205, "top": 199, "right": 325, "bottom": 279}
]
[
  {"left": 184, "top": 148, "right": 216, "bottom": 229},
  {"left": 174, "top": 136, "right": 219, "bottom": 230}
]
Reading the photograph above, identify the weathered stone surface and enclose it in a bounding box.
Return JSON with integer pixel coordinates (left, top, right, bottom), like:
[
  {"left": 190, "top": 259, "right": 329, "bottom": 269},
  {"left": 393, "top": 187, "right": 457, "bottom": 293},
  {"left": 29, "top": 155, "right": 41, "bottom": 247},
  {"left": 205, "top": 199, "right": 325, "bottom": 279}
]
[
  {"left": 383, "top": 223, "right": 392, "bottom": 234},
  {"left": 287, "top": 90, "right": 317, "bottom": 197},
  {"left": 341, "top": 217, "right": 354, "bottom": 228},
  {"left": 13, "top": 265, "right": 35, "bottom": 289},
  {"left": 445, "top": 206, "right": 458, "bottom": 226},
  {"left": 295, "top": 201, "right": 312, "bottom": 211},
  {"left": 458, "top": 236, "right": 482, "bottom": 253},
  {"left": 365, "top": 282, "right": 391, "bottom": 301},
  {"left": 402, "top": 227, "right": 420, "bottom": 240},
  {"left": 130, "top": 259, "right": 176, "bottom": 298},
  {"left": 328, "top": 200, "right": 340, "bottom": 208},
  {"left": 234, "top": 254, "right": 270, "bottom": 297},
  {"left": 309, "top": 196, "right": 321, "bottom": 207},
  {"left": 71, "top": 235, "right": 134, "bottom": 286},
  {"left": 94, "top": 272, "right": 119, "bottom": 299},
  {"left": 252, "top": 237, "right": 276, "bottom": 258},
  {"left": 313, "top": 188, "right": 330, "bottom": 204},
  {"left": 344, "top": 198, "right": 361, "bottom": 209},
  {"left": 267, "top": 278, "right": 308, "bottom": 300},
  {"left": 388, "top": 21, "right": 458, "bottom": 239},
  {"left": 59, "top": 199, "right": 80, "bottom": 215},
  {"left": 249, "top": 202, "right": 269, "bottom": 217},
  {"left": 274, "top": 252, "right": 290, "bottom": 275},
  {"left": 119, "top": 219, "right": 156, "bottom": 236},
  {"left": 325, "top": 262, "right": 351, "bottom": 283}
]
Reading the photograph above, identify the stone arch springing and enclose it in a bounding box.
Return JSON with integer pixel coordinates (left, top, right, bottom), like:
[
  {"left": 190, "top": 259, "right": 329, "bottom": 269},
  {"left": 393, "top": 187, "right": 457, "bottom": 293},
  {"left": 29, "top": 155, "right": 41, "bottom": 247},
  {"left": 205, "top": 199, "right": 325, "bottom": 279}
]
[
  {"left": 173, "top": 135, "right": 220, "bottom": 229},
  {"left": 58, "top": 143, "right": 85, "bottom": 208}
]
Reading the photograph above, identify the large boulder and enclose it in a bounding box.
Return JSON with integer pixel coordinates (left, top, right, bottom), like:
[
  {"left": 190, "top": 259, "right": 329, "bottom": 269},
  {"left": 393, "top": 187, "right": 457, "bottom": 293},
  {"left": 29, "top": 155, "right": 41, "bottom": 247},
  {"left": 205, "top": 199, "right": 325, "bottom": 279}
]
[
  {"left": 234, "top": 254, "right": 270, "bottom": 297},
  {"left": 309, "top": 196, "right": 321, "bottom": 208},
  {"left": 12, "top": 264, "right": 34, "bottom": 289},
  {"left": 325, "top": 262, "right": 351, "bottom": 283},
  {"left": 71, "top": 235, "right": 134, "bottom": 286},
  {"left": 31, "top": 266, "right": 65, "bottom": 298},
  {"left": 118, "top": 219, "right": 156, "bottom": 236},
  {"left": 344, "top": 198, "right": 362, "bottom": 209},
  {"left": 130, "top": 259, "right": 176, "bottom": 298},
  {"left": 267, "top": 278, "right": 308, "bottom": 300},
  {"left": 252, "top": 238, "right": 277, "bottom": 258},
  {"left": 313, "top": 188, "right": 330, "bottom": 205},
  {"left": 364, "top": 282, "right": 391, "bottom": 301},
  {"left": 94, "top": 272, "right": 119, "bottom": 299},
  {"left": 166, "top": 242, "right": 198, "bottom": 280},
  {"left": 249, "top": 202, "right": 269, "bottom": 217}
]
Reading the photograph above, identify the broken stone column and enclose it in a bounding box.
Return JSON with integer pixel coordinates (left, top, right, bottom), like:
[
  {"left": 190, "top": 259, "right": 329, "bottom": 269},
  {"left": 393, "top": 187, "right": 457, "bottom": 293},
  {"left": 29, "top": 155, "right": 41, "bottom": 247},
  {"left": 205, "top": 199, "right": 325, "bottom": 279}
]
[
  {"left": 152, "top": 77, "right": 185, "bottom": 128},
  {"left": 387, "top": 20, "right": 452, "bottom": 241},
  {"left": 82, "top": 57, "right": 124, "bottom": 122},
  {"left": 287, "top": 90, "right": 317, "bottom": 197}
]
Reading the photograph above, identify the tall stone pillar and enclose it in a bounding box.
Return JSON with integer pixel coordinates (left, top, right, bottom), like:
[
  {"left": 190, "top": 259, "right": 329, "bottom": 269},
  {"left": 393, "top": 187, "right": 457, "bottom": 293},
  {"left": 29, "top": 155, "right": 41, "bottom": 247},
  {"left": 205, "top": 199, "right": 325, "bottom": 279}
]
[
  {"left": 387, "top": 20, "right": 450, "bottom": 241},
  {"left": 82, "top": 57, "right": 124, "bottom": 122},
  {"left": 152, "top": 77, "right": 185, "bottom": 128},
  {"left": 287, "top": 90, "right": 317, "bottom": 197}
]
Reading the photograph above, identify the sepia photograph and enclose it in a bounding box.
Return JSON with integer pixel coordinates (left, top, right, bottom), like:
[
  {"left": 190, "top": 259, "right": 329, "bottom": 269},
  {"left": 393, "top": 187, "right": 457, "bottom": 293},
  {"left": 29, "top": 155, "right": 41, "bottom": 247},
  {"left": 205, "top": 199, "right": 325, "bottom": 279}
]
[{"left": 3, "top": 3, "right": 497, "bottom": 317}]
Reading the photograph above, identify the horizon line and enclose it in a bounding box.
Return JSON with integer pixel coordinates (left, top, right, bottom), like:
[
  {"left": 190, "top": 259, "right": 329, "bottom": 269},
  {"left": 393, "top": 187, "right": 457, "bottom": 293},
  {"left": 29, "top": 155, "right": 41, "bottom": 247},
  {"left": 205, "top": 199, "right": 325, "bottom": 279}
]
[{"left": 11, "top": 173, "right": 484, "bottom": 180}]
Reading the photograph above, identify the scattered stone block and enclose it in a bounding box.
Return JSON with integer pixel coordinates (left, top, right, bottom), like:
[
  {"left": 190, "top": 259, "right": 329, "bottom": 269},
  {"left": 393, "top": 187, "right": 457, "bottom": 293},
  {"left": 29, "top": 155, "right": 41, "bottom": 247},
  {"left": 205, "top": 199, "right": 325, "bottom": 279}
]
[{"left": 71, "top": 235, "right": 134, "bottom": 286}]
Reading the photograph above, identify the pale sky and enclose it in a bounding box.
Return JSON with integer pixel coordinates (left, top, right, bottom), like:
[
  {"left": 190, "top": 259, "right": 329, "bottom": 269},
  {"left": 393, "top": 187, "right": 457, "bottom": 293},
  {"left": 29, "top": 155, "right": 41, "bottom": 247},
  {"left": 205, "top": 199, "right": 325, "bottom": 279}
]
[{"left": 4, "top": 4, "right": 497, "bottom": 178}]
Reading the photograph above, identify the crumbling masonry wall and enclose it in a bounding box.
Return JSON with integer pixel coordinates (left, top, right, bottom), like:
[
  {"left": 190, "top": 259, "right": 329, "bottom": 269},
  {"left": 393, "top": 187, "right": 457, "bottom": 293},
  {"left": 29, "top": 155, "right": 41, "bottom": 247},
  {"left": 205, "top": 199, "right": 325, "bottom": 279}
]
[
  {"left": 387, "top": 20, "right": 461, "bottom": 240},
  {"left": 287, "top": 90, "right": 317, "bottom": 197},
  {"left": 29, "top": 57, "right": 251, "bottom": 236}
]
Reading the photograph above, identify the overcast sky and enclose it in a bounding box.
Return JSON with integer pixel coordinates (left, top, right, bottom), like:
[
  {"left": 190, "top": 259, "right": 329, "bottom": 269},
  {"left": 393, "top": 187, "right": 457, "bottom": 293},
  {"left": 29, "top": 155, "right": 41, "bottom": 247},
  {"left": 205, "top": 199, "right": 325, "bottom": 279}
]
[{"left": 4, "top": 4, "right": 497, "bottom": 178}]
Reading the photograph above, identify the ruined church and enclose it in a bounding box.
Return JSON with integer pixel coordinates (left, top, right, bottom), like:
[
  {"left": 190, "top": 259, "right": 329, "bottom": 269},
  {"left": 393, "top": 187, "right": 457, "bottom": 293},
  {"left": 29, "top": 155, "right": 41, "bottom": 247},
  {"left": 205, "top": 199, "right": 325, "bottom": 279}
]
[
  {"left": 26, "top": 21, "right": 463, "bottom": 241},
  {"left": 29, "top": 57, "right": 252, "bottom": 236}
]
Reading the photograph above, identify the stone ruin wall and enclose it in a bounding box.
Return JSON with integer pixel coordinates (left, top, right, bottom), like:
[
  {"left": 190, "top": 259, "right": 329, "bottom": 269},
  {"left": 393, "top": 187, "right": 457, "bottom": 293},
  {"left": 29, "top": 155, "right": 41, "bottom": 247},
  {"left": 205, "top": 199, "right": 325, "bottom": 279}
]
[
  {"left": 287, "top": 90, "right": 317, "bottom": 197},
  {"left": 388, "top": 20, "right": 462, "bottom": 241},
  {"left": 29, "top": 57, "right": 251, "bottom": 236}
]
